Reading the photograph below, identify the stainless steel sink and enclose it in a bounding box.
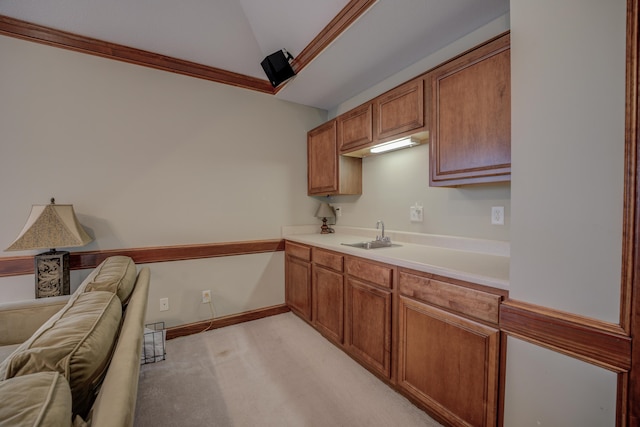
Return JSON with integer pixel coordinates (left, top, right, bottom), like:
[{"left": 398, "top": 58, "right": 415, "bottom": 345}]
[
  {"left": 341, "top": 240, "right": 401, "bottom": 250},
  {"left": 342, "top": 221, "right": 401, "bottom": 249}
]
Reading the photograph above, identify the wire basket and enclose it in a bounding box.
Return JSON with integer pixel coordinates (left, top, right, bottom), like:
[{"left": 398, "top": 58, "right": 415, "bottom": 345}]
[{"left": 141, "top": 322, "right": 166, "bottom": 364}]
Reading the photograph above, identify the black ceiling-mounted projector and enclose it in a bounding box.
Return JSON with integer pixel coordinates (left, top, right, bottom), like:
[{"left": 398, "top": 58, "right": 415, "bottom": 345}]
[{"left": 261, "top": 49, "right": 296, "bottom": 87}]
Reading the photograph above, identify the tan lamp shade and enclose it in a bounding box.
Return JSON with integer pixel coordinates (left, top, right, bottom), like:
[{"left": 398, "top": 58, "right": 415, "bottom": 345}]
[
  {"left": 315, "top": 203, "right": 335, "bottom": 219},
  {"left": 6, "top": 202, "right": 93, "bottom": 251}
]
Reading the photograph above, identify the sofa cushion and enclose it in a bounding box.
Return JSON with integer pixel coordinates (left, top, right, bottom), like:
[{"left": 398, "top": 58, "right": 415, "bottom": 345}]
[
  {"left": 0, "top": 371, "right": 72, "bottom": 427},
  {"left": 0, "top": 344, "right": 20, "bottom": 365},
  {"left": 0, "top": 291, "right": 122, "bottom": 418},
  {"left": 82, "top": 256, "right": 137, "bottom": 304}
]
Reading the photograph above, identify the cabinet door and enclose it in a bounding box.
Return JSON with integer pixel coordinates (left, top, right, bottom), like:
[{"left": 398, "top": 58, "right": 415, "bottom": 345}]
[
  {"left": 338, "top": 103, "right": 373, "bottom": 153},
  {"left": 285, "top": 254, "right": 311, "bottom": 321},
  {"left": 430, "top": 33, "right": 510, "bottom": 186},
  {"left": 398, "top": 296, "right": 500, "bottom": 427},
  {"left": 308, "top": 120, "right": 362, "bottom": 196},
  {"left": 345, "top": 277, "right": 392, "bottom": 378},
  {"left": 312, "top": 265, "right": 344, "bottom": 344},
  {"left": 308, "top": 120, "right": 339, "bottom": 195},
  {"left": 375, "top": 78, "right": 425, "bottom": 141}
]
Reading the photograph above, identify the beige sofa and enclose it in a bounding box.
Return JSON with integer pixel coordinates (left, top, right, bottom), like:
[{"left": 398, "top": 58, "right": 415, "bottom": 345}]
[{"left": 0, "top": 256, "right": 150, "bottom": 427}]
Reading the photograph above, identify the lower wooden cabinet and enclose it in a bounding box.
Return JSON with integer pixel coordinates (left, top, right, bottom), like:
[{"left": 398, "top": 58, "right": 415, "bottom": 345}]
[
  {"left": 285, "top": 241, "right": 506, "bottom": 426},
  {"left": 285, "top": 243, "right": 311, "bottom": 321},
  {"left": 312, "top": 265, "right": 344, "bottom": 344},
  {"left": 287, "top": 247, "right": 393, "bottom": 379},
  {"left": 343, "top": 256, "right": 394, "bottom": 379},
  {"left": 398, "top": 295, "right": 500, "bottom": 427},
  {"left": 344, "top": 277, "right": 392, "bottom": 379}
]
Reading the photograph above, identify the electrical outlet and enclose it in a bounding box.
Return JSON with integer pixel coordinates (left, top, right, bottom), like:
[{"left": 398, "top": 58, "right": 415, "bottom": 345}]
[
  {"left": 202, "top": 290, "right": 211, "bottom": 304},
  {"left": 491, "top": 206, "right": 505, "bottom": 225},
  {"left": 159, "top": 297, "right": 169, "bottom": 312},
  {"left": 410, "top": 204, "right": 423, "bottom": 222},
  {"left": 333, "top": 205, "right": 342, "bottom": 217}
]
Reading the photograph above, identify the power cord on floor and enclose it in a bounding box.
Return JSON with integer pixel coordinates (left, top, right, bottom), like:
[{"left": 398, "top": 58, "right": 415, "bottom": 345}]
[{"left": 199, "top": 300, "right": 216, "bottom": 334}]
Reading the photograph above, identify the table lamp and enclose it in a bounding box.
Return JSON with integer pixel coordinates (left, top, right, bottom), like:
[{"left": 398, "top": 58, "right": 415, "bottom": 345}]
[
  {"left": 315, "top": 203, "right": 335, "bottom": 234},
  {"left": 5, "top": 198, "right": 93, "bottom": 298}
]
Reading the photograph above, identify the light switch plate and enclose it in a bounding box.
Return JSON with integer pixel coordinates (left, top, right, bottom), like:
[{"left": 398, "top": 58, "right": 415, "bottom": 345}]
[{"left": 159, "top": 297, "right": 169, "bottom": 311}]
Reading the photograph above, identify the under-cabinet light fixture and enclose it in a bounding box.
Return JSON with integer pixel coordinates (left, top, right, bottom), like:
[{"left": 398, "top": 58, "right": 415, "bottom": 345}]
[{"left": 369, "top": 137, "right": 420, "bottom": 154}]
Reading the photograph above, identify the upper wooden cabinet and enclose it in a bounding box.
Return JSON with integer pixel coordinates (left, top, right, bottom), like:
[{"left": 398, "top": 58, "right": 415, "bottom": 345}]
[
  {"left": 309, "top": 32, "right": 510, "bottom": 190},
  {"left": 337, "top": 78, "right": 427, "bottom": 157},
  {"left": 307, "top": 119, "right": 362, "bottom": 196},
  {"left": 430, "top": 33, "right": 511, "bottom": 186},
  {"left": 375, "top": 78, "right": 425, "bottom": 142},
  {"left": 337, "top": 103, "right": 374, "bottom": 153}
]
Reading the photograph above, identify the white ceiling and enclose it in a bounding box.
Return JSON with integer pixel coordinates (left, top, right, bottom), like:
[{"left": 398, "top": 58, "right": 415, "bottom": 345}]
[{"left": 0, "top": 0, "right": 509, "bottom": 110}]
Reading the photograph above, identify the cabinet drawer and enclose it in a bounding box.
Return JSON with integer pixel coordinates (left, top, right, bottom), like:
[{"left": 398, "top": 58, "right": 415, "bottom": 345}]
[
  {"left": 285, "top": 241, "right": 311, "bottom": 261},
  {"left": 312, "top": 248, "right": 343, "bottom": 272},
  {"left": 399, "top": 271, "right": 501, "bottom": 324},
  {"left": 345, "top": 257, "right": 393, "bottom": 289}
]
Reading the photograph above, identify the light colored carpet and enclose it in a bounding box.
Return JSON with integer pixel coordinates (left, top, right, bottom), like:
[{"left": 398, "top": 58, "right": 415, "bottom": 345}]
[{"left": 134, "top": 312, "right": 442, "bottom": 427}]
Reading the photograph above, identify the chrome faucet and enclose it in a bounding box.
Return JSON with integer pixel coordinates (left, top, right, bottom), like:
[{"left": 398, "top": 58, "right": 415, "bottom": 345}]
[{"left": 376, "top": 220, "right": 389, "bottom": 242}]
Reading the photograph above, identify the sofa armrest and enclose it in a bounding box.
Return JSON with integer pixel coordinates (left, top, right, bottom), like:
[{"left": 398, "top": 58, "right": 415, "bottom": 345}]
[
  {"left": 0, "top": 295, "right": 69, "bottom": 345},
  {"left": 89, "top": 267, "right": 150, "bottom": 427}
]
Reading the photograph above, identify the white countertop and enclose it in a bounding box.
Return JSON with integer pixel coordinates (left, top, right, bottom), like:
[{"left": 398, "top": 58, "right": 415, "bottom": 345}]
[{"left": 282, "top": 226, "right": 510, "bottom": 291}]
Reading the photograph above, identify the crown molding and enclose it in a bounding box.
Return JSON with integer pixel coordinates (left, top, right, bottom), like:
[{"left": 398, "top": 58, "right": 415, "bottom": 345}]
[
  {"left": 0, "top": 14, "right": 275, "bottom": 94},
  {"left": 0, "top": 0, "right": 377, "bottom": 96},
  {"left": 281, "top": 0, "right": 378, "bottom": 93}
]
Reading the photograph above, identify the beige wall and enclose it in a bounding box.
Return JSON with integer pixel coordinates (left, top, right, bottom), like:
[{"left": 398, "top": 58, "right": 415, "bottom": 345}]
[
  {"left": 509, "top": 0, "right": 625, "bottom": 323},
  {"left": 328, "top": 144, "right": 511, "bottom": 241},
  {"left": 505, "top": 0, "right": 626, "bottom": 425},
  {"left": 0, "top": 35, "right": 326, "bottom": 326},
  {"left": 505, "top": 338, "right": 617, "bottom": 426},
  {"left": 327, "top": 14, "right": 511, "bottom": 242}
]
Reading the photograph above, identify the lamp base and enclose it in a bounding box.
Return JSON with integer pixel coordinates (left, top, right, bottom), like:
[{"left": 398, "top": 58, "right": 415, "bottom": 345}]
[
  {"left": 34, "top": 250, "right": 70, "bottom": 298},
  {"left": 320, "top": 218, "right": 334, "bottom": 234}
]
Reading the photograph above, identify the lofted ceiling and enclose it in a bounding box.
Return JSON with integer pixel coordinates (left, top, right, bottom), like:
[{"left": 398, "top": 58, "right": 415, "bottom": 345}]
[{"left": 0, "top": 0, "right": 509, "bottom": 111}]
